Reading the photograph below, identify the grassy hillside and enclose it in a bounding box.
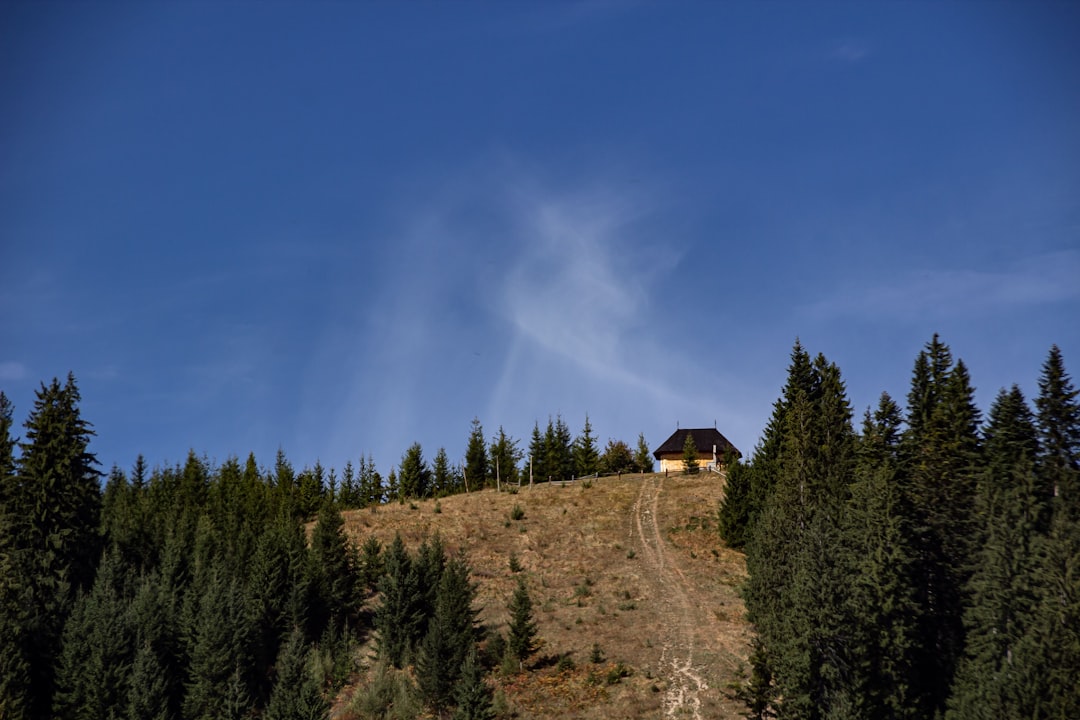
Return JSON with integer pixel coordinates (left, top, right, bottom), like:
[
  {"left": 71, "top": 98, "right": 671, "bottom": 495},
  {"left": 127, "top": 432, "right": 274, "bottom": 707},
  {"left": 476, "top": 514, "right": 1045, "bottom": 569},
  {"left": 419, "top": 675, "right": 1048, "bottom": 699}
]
[{"left": 336, "top": 472, "right": 751, "bottom": 720}]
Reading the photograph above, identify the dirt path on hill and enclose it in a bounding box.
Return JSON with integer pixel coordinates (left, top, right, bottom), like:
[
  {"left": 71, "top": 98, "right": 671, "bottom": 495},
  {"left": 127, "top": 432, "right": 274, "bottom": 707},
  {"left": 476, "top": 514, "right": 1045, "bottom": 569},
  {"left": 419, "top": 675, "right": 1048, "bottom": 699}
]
[{"left": 630, "top": 475, "right": 713, "bottom": 720}]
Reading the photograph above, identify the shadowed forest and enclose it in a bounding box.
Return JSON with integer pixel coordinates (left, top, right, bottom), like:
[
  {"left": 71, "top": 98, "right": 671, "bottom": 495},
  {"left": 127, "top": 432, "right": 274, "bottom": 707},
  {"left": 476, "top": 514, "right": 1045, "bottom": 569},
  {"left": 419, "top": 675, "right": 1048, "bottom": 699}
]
[{"left": 1, "top": 334, "right": 1077, "bottom": 719}]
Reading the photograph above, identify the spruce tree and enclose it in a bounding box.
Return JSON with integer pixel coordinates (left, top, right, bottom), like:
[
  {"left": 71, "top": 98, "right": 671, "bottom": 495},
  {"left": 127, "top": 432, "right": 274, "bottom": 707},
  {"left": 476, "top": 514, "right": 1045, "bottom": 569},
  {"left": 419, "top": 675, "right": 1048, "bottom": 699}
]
[
  {"left": 264, "top": 628, "right": 328, "bottom": 720},
  {"left": 717, "top": 455, "right": 752, "bottom": 549},
  {"left": 506, "top": 576, "right": 538, "bottom": 670},
  {"left": 681, "top": 431, "right": 699, "bottom": 474},
  {"left": 901, "top": 338, "right": 983, "bottom": 714},
  {"left": 573, "top": 414, "right": 600, "bottom": 478},
  {"left": 528, "top": 422, "right": 546, "bottom": 482},
  {"left": 553, "top": 415, "right": 574, "bottom": 481},
  {"left": 432, "top": 447, "right": 453, "bottom": 497},
  {"left": 399, "top": 442, "right": 430, "bottom": 500},
  {"left": 633, "top": 432, "right": 654, "bottom": 473},
  {"left": 308, "top": 502, "right": 357, "bottom": 638},
  {"left": 452, "top": 646, "right": 494, "bottom": 720},
  {"left": 948, "top": 386, "right": 1045, "bottom": 718},
  {"left": 465, "top": 418, "right": 488, "bottom": 489},
  {"left": 489, "top": 427, "right": 521, "bottom": 488},
  {"left": 11, "top": 374, "right": 102, "bottom": 716},
  {"left": 417, "top": 555, "right": 479, "bottom": 716},
  {"left": 375, "top": 535, "right": 421, "bottom": 668},
  {"left": 52, "top": 548, "right": 135, "bottom": 720}
]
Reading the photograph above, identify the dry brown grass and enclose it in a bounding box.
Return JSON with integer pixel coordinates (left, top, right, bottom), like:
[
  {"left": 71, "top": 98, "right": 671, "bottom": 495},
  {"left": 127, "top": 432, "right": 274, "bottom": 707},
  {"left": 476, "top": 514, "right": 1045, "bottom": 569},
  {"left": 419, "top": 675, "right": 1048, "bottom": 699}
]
[{"left": 337, "top": 472, "right": 751, "bottom": 719}]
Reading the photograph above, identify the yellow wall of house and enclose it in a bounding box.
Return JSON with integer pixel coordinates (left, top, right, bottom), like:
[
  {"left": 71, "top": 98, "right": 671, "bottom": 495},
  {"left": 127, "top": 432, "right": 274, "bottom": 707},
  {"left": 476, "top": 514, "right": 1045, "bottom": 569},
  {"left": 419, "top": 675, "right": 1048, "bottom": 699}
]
[{"left": 657, "top": 453, "right": 722, "bottom": 473}]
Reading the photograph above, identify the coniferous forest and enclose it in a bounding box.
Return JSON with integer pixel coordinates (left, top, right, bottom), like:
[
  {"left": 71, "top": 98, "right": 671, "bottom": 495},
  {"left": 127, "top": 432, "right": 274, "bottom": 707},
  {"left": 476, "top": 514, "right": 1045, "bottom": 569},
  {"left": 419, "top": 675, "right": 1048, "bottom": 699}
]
[
  {"left": 718, "top": 337, "right": 1080, "bottom": 719},
  {"left": 1, "top": 336, "right": 1077, "bottom": 719}
]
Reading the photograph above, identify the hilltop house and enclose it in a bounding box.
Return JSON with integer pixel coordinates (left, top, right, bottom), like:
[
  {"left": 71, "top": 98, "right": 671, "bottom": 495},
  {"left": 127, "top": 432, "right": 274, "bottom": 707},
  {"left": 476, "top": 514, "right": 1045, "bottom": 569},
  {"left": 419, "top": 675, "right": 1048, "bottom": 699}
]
[{"left": 653, "top": 428, "right": 740, "bottom": 473}]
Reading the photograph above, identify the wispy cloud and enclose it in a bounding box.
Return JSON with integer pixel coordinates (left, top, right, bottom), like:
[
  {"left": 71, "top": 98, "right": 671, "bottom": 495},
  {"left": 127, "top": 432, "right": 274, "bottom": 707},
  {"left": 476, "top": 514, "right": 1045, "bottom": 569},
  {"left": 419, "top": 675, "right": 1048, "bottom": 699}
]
[
  {"left": 805, "top": 250, "right": 1080, "bottom": 323},
  {"left": 0, "top": 361, "right": 27, "bottom": 381},
  {"left": 832, "top": 40, "right": 870, "bottom": 63}
]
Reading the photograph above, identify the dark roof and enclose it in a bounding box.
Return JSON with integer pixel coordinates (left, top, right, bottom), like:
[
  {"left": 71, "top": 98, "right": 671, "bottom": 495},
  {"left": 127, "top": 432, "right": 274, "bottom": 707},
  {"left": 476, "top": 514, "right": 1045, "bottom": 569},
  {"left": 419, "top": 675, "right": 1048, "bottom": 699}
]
[{"left": 653, "top": 428, "right": 740, "bottom": 460}]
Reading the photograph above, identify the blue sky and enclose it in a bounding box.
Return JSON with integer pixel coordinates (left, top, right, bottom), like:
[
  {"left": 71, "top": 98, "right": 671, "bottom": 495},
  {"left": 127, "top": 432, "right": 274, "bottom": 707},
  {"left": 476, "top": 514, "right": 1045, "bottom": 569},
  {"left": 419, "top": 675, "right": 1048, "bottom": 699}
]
[{"left": 2, "top": 1, "right": 1078, "bottom": 477}]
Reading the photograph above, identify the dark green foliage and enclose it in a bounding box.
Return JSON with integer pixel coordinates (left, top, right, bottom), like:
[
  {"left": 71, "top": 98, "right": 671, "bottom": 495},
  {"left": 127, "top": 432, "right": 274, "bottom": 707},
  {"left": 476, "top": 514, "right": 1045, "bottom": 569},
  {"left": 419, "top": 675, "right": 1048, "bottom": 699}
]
[
  {"left": 296, "top": 462, "right": 326, "bottom": 518},
  {"left": 901, "top": 337, "right": 983, "bottom": 714},
  {"left": 417, "top": 555, "right": 479, "bottom": 715},
  {"left": 528, "top": 422, "right": 546, "bottom": 483},
  {"left": 375, "top": 534, "right": 422, "bottom": 668},
  {"left": 126, "top": 640, "right": 171, "bottom": 720},
  {"left": 52, "top": 547, "right": 134, "bottom": 720},
  {"left": 398, "top": 442, "right": 430, "bottom": 500},
  {"left": 308, "top": 503, "right": 358, "bottom": 638},
  {"left": 573, "top": 414, "right": 600, "bottom": 477},
  {"left": 358, "top": 535, "right": 384, "bottom": 595},
  {"left": 432, "top": 447, "right": 456, "bottom": 497},
  {"left": 452, "top": 646, "right": 494, "bottom": 720},
  {"left": 948, "top": 386, "right": 1046, "bottom": 718},
  {"left": 717, "top": 455, "right": 752, "bottom": 549},
  {"left": 465, "top": 418, "right": 488, "bottom": 489},
  {"left": 633, "top": 432, "right": 654, "bottom": 473},
  {"left": 506, "top": 576, "right": 538, "bottom": 669},
  {"left": 550, "top": 415, "right": 574, "bottom": 481},
  {"left": 4, "top": 375, "right": 102, "bottom": 717},
  {"left": 182, "top": 563, "right": 256, "bottom": 720},
  {"left": 264, "top": 628, "right": 328, "bottom": 720},
  {"left": 489, "top": 426, "right": 522, "bottom": 488},
  {"left": 681, "top": 431, "right": 699, "bottom": 474}
]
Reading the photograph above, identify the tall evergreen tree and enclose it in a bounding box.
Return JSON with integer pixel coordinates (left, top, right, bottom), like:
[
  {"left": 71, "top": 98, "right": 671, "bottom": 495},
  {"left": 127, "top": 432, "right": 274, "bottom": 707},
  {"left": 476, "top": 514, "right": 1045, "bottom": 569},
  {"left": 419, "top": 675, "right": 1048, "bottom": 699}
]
[
  {"left": 308, "top": 503, "right": 357, "bottom": 638},
  {"left": 717, "top": 455, "right": 752, "bottom": 549},
  {"left": 506, "top": 576, "right": 538, "bottom": 670},
  {"left": 432, "top": 447, "right": 453, "bottom": 497},
  {"left": 399, "top": 442, "right": 430, "bottom": 500},
  {"left": 552, "top": 415, "right": 574, "bottom": 481},
  {"left": 528, "top": 422, "right": 546, "bottom": 483},
  {"left": 417, "top": 555, "right": 479, "bottom": 716},
  {"left": 52, "top": 548, "right": 135, "bottom": 720},
  {"left": 263, "top": 628, "right": 328, "bottom": 720},
  {"left": 681, "top": 431, "right": 700, "bottom": 474},
  {"left": 375, "top": 535, "right": 421, "bottom": 668},
  {"left": 489, "top": 427, "right": 521, "bottom": 488},
  {"left": 465, "top": 418, "right": 488, "bottom": 489},
  {"left": 7, "top": 374, "right": 102, "bottom": 717},
  {"left": 948, "top": 386, "right": 1046, "bottom": 719},
  {"left": 901, "top": 337, "right": 983, "bottom": 714},
  {"left": 452, "top": 646, "right": 494, "bottom": 720},
  {"left": 633, "top": 432, "right": 654, "bottom": 473},
  {"left": 573, "top": 414, "right": 600, "bottom": 478}
]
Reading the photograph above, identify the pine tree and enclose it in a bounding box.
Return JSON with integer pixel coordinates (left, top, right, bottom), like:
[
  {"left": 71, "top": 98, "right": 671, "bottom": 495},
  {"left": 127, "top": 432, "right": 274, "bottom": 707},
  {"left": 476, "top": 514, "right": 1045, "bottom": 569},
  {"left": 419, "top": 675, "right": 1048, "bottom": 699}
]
[
  {"left": 417, "top": 555, "right": 479, "bottom": 716},
  {"left": 844, "top": 393, "right": 922, "bottom": 719},
  {"left": 681, "top": 432, "right": 699, "bottom": 474},
  {"left": 375, "top": 535, "right": 421, "bottom": 668},
  {"left": 528, "top": 422, "right": 546, "bottom": 483},
  {"left": 573, "top": 414, "right": 600, "bottom": 478},
  {"left": 948, "top": 386, "right": 1046, "bottom": 718},
  {"left": 308, "top": 503, "right": 357, "bottom": 638},
  {"left": 599, "top": 439, "right": 634, "bottom": 475},
  {"left": 717, "top": 455, "right": 752, "bottom": 549},
  {"left": 125, "top": 639, "right": 171, "bottom": 720},
  {"left": 901, "top": 337, "right": 983, "bottom": 714},
  {"left": 741, "top": 346, "right": 861, "bottom": 719},
  {"left": 552, "top": 415, "right": 574, "bottom": 481},
  {"left": 432, "top": 447, "right": 453, "bottom": 497},
  {"left": 452, "top": 646, "right": 494, "bottom": 720},
  {"left": 399, "top": 442, "right": 430, "bottom": 500},
  {"left": 633, "top": 432, "right": 654, "bottom": 473},
  {"left": 264, "top": 628, "right": 328, "bottom": 720},
  {"left": 489, "top": 427, "right": 521, "bottom": 488},
  {"left": 52, "top": 548, "right": 135, "bottom": 720},
  {"left": 10, "top": 374, "right": 102, "bottom": 716},
  {"left": 506, "top": 576, "right": 538, "bottom": 670},
  {"left": 465, "top": 418, "right": 488, "bottom": 489}
]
